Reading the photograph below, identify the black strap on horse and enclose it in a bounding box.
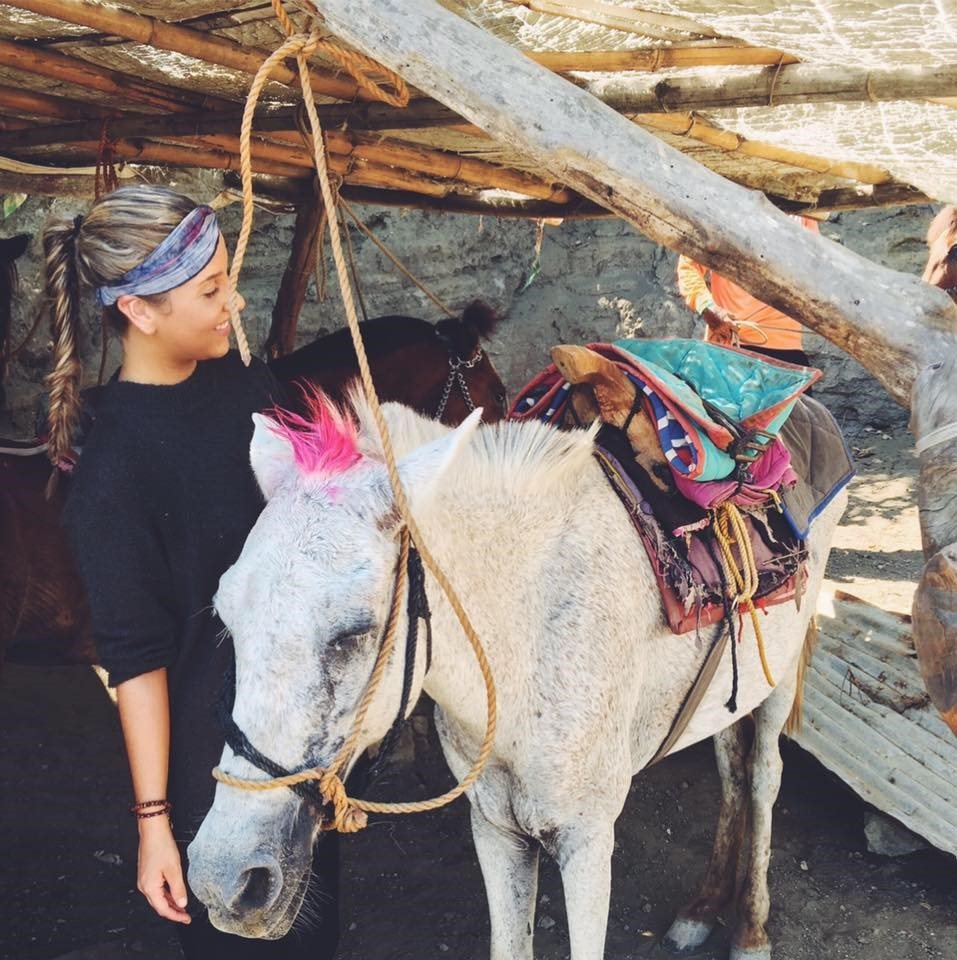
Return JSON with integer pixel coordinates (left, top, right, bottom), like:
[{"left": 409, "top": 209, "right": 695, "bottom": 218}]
[
  {"left": 701, "top": 398, "right": 775, "bottom": 476},
  {"left": 217, "top": 542, "right": 432, "bottom": 812},
  {"left": 366, "top": 544, "right": 431, "bottom": 783}
]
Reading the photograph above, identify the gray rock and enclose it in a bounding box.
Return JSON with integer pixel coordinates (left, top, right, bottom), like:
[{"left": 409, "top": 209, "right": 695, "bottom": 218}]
[{"left": 864, "top": 810, "right": 928, "bottom": 856}]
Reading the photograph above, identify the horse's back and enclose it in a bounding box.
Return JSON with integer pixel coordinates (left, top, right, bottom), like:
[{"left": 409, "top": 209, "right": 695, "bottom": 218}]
[{"left": 269, "top": 315, "right": 436, "bottom": 384}]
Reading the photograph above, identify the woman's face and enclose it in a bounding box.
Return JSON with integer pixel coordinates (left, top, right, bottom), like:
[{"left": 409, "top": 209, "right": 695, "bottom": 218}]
[{"left": 152, "top": 236, "right": 246, "bottom": 364}]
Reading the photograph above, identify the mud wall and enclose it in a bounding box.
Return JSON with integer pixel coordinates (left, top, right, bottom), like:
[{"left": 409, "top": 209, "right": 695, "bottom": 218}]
[{"left": 0, "top": 190, "right": 934, "bottom": 437}]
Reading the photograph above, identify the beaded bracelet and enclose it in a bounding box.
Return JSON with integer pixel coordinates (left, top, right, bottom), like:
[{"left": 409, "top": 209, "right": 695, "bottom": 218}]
[{"left": 129, "top": 799, "right": 172, "bottom": 819}]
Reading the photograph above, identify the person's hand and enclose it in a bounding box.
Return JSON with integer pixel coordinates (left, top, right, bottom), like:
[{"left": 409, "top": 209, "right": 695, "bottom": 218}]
[
  {"left": 137, "top": 817, "right": 191, "bottom": 924},
  {"left": 702, "top": 306, "right": 738, "bottom": 345}
]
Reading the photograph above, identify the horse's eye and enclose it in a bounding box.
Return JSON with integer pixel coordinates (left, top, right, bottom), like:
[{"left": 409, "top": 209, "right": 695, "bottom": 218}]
[
  {"left": 946, "top": 245, "right": 957, "bottom": 263},
  {"left": 329, "top": 626, "right": 374, "bottom": 654}
]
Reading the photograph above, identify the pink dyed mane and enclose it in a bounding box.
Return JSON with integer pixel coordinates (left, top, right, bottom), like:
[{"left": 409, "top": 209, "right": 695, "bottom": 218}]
[{"left": 268, "top": 385, "right": 362, "bottom": 477}]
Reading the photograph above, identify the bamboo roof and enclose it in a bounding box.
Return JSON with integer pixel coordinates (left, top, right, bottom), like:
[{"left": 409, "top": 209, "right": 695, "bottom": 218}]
[{"left": 0, "top": 0, "right": 955, "bottom": 214}]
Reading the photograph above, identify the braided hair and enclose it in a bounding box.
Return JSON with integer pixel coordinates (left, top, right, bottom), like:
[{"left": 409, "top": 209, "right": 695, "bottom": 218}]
[{"left": 42, "top": 186, "right": 197, "bottom": 472}]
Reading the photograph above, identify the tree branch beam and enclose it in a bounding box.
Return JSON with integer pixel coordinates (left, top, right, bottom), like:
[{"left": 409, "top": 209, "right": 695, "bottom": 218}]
[
  {"left": 584, "top": 63, "right": 957, "bottom": 112},
  {"left": 3, "top": 0, "right": 362, "bottom": 102},
  {"left": 311, "top": 0, "right": 957, "bottom": 407}
]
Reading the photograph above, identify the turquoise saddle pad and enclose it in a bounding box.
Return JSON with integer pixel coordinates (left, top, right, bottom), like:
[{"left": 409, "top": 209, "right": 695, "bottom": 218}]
[{"left": 613, "top": 339, "right": 820, "bottom": 481}]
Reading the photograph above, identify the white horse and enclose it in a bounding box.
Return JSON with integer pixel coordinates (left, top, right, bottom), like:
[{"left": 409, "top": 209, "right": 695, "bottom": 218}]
[{"left": 188, "top": 392, "right": 845, "bottom": 960}]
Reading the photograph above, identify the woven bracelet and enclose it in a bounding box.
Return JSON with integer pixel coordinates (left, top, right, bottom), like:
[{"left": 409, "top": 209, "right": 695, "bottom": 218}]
[
  {"left": 134, "top": 805, "right": 172, "bottom": 820},
  {"left": 130, "top": 799, "right": 172, "bottom": 818}
]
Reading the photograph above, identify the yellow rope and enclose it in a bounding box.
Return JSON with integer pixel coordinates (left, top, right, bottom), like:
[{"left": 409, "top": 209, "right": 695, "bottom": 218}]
[
  {"left": 712, "top": 502, "right": 776, "bottom": 687},
  {"left": 215, "top": 2, "right": 497, "bottom": 831},
  {"left": 226, "top": 1, "right": 410, "bottom": 364}
]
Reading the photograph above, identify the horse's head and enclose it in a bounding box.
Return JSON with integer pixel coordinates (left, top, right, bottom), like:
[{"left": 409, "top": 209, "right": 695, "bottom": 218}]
[
  {"left": 0, "top": 234, "right": 29, "bottom": 405},
  {"left": 0, "top": 234, "right": 28, "bottom": 322},
  {"left": 433, "top": 300, "right": 509, "bottom": 423},
  {"left": 923, "top": 205, "right": 957, "bottom": 303},
  {"left": 188, "top": 391, "right": 480, "bottom": 938}
]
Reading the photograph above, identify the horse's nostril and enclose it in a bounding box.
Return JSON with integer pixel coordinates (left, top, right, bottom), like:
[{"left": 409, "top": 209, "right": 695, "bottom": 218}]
[{"left": 230, "top": 861, "right": 281, "bottom": 915}]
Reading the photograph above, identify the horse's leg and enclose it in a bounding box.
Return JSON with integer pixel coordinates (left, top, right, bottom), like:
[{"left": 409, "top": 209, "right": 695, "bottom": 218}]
[
  {"left": 554, "top": 822, "right": 616, "bottom": 960},
  {"left": 470, "top": 804, "right": 540, "bottom": 960},
  {"left": 662, "top": 721, "right": 750, "bottom": 954},
  {"left": 729, "top": 672, "right": 799, "bottom": 960}
]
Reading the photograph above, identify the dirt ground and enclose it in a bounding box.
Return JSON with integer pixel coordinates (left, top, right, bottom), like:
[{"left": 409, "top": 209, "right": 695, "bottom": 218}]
[{"left": 1, "top": 423, "right": 955, "bottom": 960}]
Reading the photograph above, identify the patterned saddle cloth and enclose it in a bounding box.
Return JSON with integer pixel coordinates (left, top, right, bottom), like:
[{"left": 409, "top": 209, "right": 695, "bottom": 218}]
[{"left": 509, "top": 340, "right": 853, "bottom": 634}]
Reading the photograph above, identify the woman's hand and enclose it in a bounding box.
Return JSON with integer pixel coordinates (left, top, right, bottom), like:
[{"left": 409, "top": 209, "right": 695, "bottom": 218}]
[
  {"left": 137, "top": 817, "right": 191, "bottom": 924},
  {"left": 702, "top": 306, "right": 738, "bottom": 345}
]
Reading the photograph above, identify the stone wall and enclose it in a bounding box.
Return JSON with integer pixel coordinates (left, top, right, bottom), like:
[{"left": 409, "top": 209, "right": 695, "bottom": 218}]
[{"left": 0, "top": 190, "right": 935, "bottom": 437}]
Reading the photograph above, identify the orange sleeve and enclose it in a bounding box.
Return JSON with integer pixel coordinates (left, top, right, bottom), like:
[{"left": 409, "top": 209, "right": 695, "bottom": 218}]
[{"left": 676, "top": 255, "right": 714, "bottom": 314}]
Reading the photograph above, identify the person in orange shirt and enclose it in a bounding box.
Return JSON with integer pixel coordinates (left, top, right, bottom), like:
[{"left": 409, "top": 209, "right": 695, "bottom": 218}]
[{"left": 676, "top": 214, "right": 820, "bottom": 366}]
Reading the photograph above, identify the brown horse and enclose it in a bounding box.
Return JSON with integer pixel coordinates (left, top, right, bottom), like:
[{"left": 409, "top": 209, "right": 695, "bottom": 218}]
[
  {"left": 923, "top": 204, "right": 957, "bottom": 302},
  {"left": 0, "top": 301, "right": 507, "bottom": 668},
  {"left": 0, "top": 234, "right": 29, "bottom": 411},
  {"left": 270, "top": 300, "right": 507, "bottom": 422}
]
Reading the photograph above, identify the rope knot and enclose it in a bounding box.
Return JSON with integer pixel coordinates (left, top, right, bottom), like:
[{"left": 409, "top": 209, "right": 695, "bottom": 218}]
[{"left": 319, "top": 770, "right": 368, "bottom": 833}]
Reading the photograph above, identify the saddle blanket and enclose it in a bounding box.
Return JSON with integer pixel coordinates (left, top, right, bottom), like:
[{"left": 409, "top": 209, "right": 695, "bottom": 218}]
[
  {"left": 511, "top": 339, "right": 818, "bottom": 482},
  {"left": 509, "top": 341, "right": 853, "bottom": 634},
  {"left": 595, "top": 422, "right": 807, "bottom": 634}
]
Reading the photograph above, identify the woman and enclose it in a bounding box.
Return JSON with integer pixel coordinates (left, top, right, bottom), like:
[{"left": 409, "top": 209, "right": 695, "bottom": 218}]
[{"left": 46, "top": 185, "right": 339, "bottom": 958}]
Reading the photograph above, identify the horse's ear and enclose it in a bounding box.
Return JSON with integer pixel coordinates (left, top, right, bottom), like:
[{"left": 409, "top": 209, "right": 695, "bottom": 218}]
[
  {"left": 396, "top": 407, "right": 482, "bottom": 511},
  {"left": 0, "top": 234, "right": 28, "bottom": 262},
  {"left": 250, "top": 412, "right": 296, "bottom": 499}
]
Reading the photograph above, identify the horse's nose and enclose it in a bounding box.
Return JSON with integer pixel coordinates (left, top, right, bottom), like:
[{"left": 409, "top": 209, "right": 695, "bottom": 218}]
[{"left": 224, "top": 857, "right": 284, "bottom": 918}]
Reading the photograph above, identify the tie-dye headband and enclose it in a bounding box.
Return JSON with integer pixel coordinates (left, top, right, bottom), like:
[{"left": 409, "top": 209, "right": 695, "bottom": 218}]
[{"left": 95, "top": 205, "right": 221, "bottom": 306}]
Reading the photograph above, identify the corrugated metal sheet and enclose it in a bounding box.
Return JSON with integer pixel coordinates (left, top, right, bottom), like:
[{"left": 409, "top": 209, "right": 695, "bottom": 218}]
[{"left": 792, "top": 590, "right": 957, "bottom": 857}]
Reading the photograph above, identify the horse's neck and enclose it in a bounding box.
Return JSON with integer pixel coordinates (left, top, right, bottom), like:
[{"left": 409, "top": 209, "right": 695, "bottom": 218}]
[{"left": 416, "top": 442, "right": 659, "bottom": 735}]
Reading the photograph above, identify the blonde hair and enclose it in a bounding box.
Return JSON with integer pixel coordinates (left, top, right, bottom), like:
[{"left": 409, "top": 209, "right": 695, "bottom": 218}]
[{"left": 43, "top": 185, "right": 197, "bottom": 471}]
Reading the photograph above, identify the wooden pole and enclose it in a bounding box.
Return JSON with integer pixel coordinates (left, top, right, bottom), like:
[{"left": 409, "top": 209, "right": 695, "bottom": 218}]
[
  {"left": 311, "top": 0, "right": 957, "bottom": 408},
  {"left": 47, "top": 136, "right": 479, "bottom": 200},
  {"left": 633, "top": 113, "right": 892, "bottom": 186},
  {"left": 528, "top": 45, "right": 799, "bottom": 73},
  {"left": 4, "top": 0, "right": 363, "bottom": 102},
  {"left": 0, "top": 100, "right": 465, "bottom": 144},
  {"left": 0, "top": 37, "right": 237, "bottom": 114},
  {"left": 2, "top": 113, "right": 570, "bottom": 201},
  {"left": 61, "top": 138, "right": 310, "bottom": 179},
  {"left": 253, "top": 179, "right": 605, "bottom": 218},
  {"left": 266, "top": 190, "right": 325, "bottom": 358},
  {"left": 773, "top": 182, "right": 932, "bottom": 214},
  {"left": 909, "top": 356, "right": 957, "bottom": 733},
  {"left": 506, "top": 0, "right": 719, "bottom": 39},
  {"left": 582, "top": 63, "right": 957, "bottom": 112},
  {"left": 0, "top": 109, "right": 295, "bottom": 151},
  {"left": 0, "top": 83, "right": 116, "bottom": 121}
]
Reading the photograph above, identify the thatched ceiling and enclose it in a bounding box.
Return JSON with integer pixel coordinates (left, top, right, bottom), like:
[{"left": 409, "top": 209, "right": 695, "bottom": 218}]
[{"left": 0, "top": 0, "right": 955, "bottom": 215}]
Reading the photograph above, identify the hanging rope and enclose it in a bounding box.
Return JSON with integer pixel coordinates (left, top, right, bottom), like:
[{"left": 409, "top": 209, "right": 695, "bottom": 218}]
[
  {"left": 712, "top": 502, "right": 776, "bottom": 688},
  {"left": 215, "top": 0, "right": 497, "bottom": 832},
  {"left": 339, "top": 203, "right": 369, "bottom": 323},
  {"left": 338, "top": 198, "right": 457, "bottom": 319},
  {"left": 94, "top": 119, "right": 120, "bottom": 199},
  {"left": 226, "top": 0, "right": 410, "bottom": 364}
]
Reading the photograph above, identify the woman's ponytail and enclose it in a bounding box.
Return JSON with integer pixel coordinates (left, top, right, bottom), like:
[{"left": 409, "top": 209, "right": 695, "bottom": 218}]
[
  {"left": 40, "top": 186, "right": 197, "bottom": 485},
  {"left": 43, "top": 216, "right": 83, "bottom": 477}
]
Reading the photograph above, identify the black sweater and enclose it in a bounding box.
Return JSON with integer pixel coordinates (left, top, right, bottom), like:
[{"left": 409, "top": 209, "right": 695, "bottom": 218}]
[{"left": 62, "top": 352, "right": 281, "bottom": 841}]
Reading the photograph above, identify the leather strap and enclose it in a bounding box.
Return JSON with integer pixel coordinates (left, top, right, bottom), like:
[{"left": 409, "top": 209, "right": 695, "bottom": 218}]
[{"left": 647, "top": 619, "right": 730, "bottom": 767}]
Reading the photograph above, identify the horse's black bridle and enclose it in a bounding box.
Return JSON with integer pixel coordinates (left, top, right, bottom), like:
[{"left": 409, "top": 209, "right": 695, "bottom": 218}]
[{"left": 218, "top": 544, "right": 432, "bottom": 813}]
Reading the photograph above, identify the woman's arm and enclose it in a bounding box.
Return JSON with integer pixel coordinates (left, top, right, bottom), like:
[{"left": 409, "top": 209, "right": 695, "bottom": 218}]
[{"left": 116, "top": 668, "right": 190, "bottom": 925}]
